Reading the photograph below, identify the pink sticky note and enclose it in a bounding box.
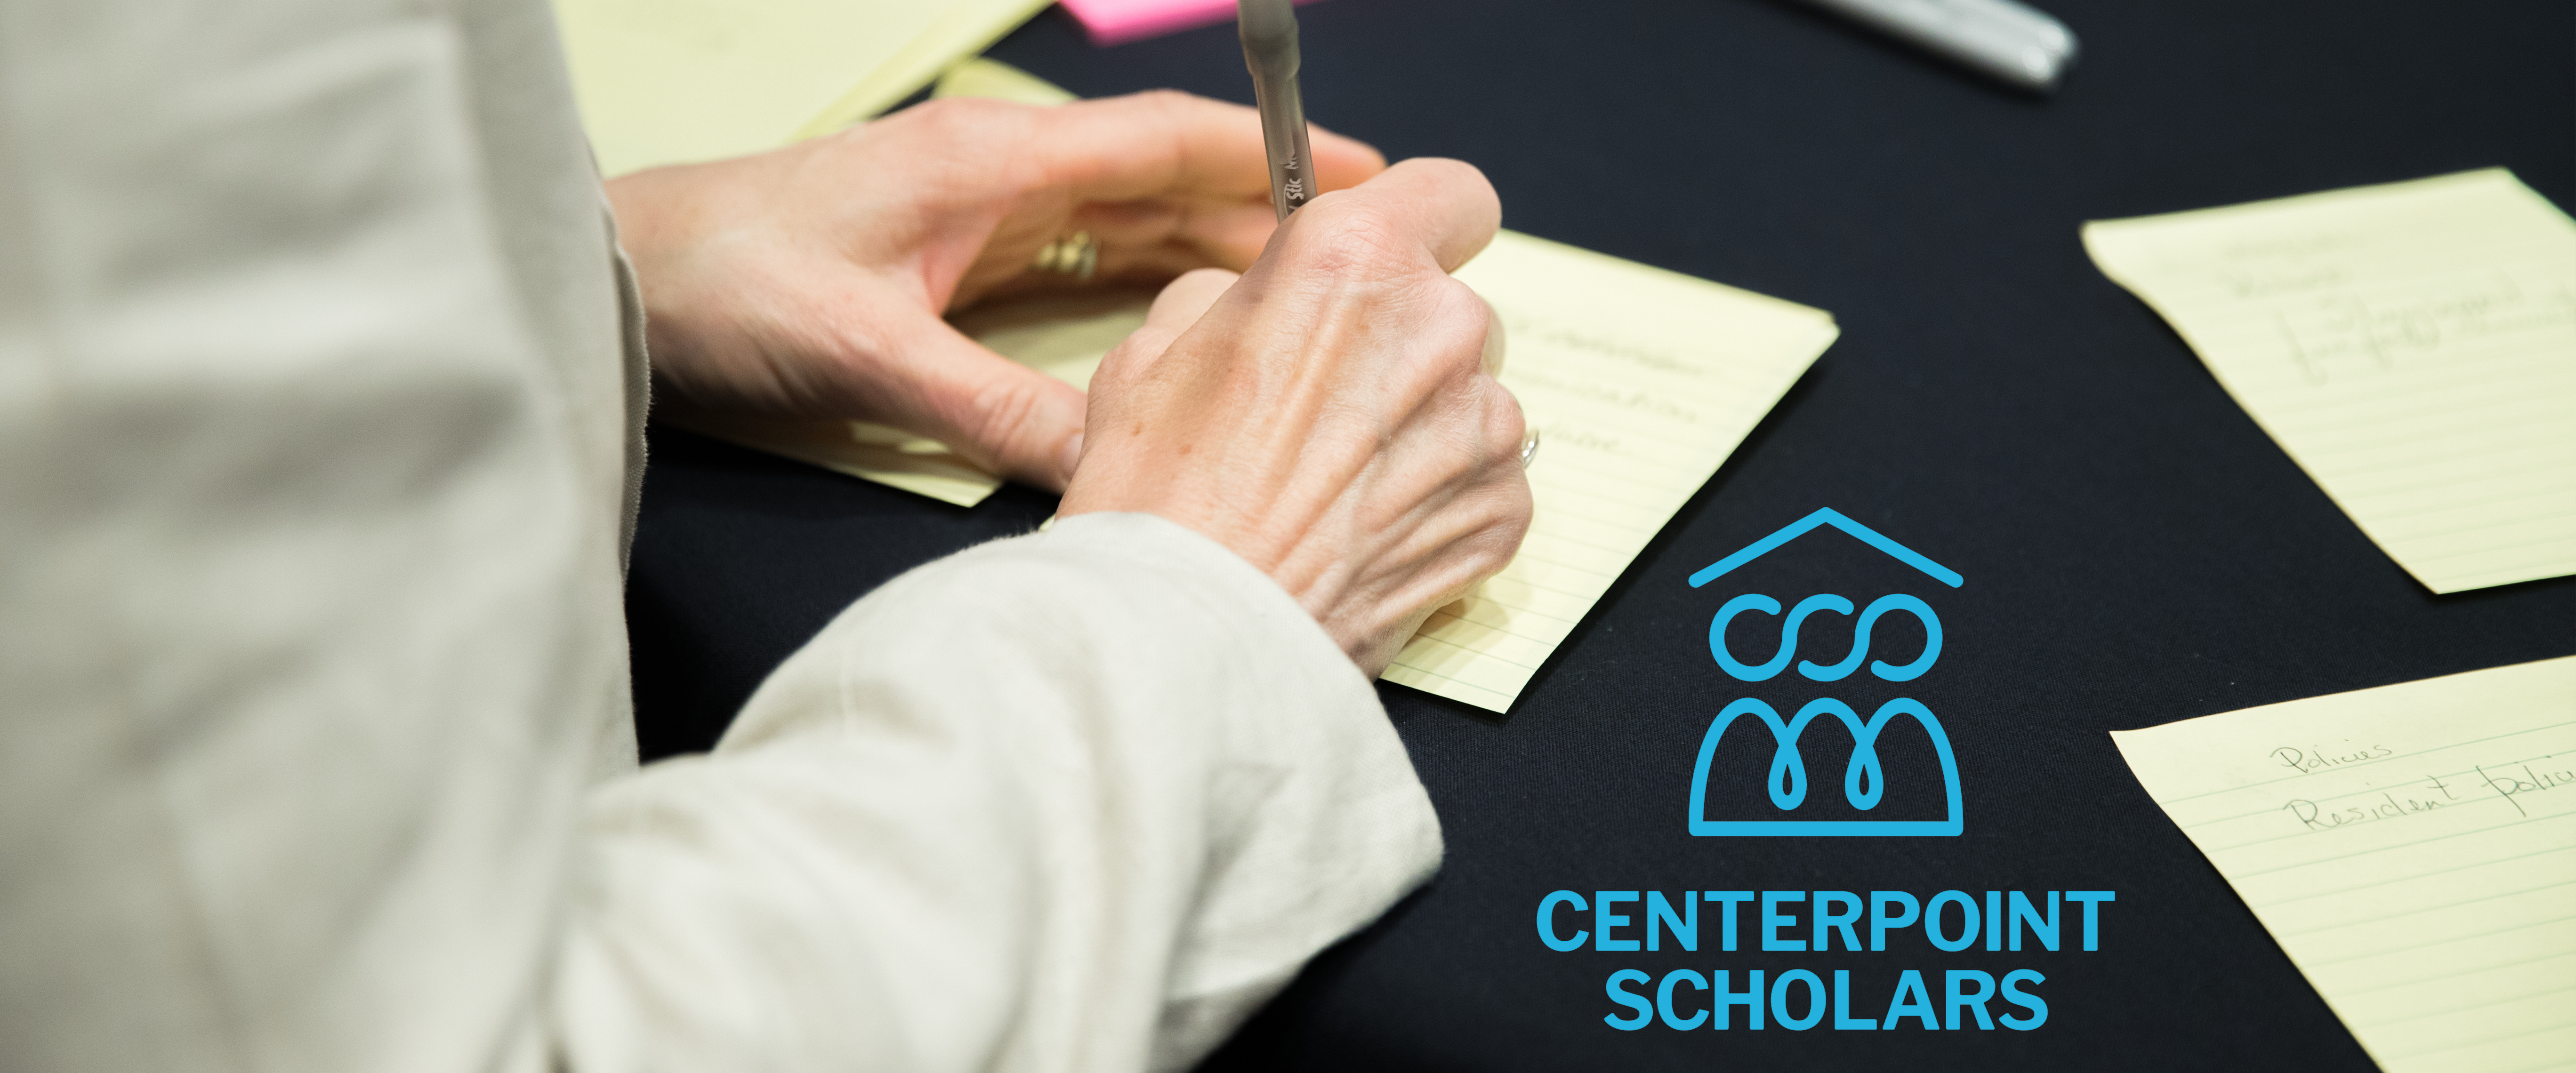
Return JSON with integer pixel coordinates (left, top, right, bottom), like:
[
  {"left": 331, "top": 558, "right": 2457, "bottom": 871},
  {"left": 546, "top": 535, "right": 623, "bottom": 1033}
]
[{"left": 1057, "top": 0, "right": 1328, "bottom": 47}]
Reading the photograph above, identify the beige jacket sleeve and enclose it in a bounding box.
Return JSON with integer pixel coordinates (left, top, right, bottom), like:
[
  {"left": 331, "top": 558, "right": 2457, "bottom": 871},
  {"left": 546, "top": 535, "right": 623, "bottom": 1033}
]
[
  {"left": 560, "top": 514, "right": 1441, "bottom": 1073},
  {"left": 0, "top": 0, "right": 1441, "bottom": 1070}
]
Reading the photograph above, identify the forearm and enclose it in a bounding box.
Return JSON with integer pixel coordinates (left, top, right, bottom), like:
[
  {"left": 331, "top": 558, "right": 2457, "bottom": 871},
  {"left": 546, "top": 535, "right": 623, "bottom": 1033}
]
[{"left": 553, "top": 513, "right": 1441, "bottom": 1073}]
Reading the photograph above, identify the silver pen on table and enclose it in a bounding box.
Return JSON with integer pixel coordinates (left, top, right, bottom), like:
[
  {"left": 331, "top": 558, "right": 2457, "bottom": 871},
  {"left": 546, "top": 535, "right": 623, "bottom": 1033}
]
[
  {"left": 1236, "top": 0, "right": 1314, "bottom": 221},
  {"left": 1805, "top": 0, "right": 2078, "bottom": 93}
]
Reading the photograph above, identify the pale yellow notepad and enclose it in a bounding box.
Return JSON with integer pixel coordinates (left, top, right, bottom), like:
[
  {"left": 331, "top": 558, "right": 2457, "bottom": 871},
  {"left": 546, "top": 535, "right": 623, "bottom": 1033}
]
[
  {"left": 1383, "top": 233, "right": 1835, "bottom": 710},
  {"left": 2111, "top": 657, "right": 2576, "bottom": 1073},
  {"left": 551, "top": 0, "right": 1051, "bottom": 176},
  {"left": 2083, "top": 169, "right": 2576, "bottom": 594}
]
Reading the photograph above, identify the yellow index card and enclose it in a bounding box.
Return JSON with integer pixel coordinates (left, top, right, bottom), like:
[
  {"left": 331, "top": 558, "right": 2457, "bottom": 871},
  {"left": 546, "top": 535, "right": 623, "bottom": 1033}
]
[
  {"left": 552, "top": 0, "right": 1050, "bottom": 176},
  {"left": 2110, "top": 656, "right": 2576, "bottom": 1073},
  {"left": 1381, "top": 232, "right": 1837, "bottom": 711},
  {"left": 2083, "top": 169, "right": 2576, "bottom": 594}
]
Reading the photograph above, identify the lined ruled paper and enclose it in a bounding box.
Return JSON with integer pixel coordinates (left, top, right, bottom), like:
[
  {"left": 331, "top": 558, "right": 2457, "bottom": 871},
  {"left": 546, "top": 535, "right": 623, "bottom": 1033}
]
[
  {"left": 2112, "top": 656, "right": 2576, "bottom": 1073},
  {"left": 2083, "top": 169, "right": 2576, "bottom": 593},
  {"left": 1382, "top": 231, "right": 1837, "bottom": 711}
]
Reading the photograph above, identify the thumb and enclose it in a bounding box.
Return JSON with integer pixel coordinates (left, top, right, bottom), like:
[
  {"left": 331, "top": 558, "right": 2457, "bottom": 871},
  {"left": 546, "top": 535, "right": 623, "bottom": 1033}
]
[
  {"left": 1107, "top": 267, "right": 1240, "bottom": 377},
  {"left": 877, "top": 316, "right": 1091, "bottom": 492}
]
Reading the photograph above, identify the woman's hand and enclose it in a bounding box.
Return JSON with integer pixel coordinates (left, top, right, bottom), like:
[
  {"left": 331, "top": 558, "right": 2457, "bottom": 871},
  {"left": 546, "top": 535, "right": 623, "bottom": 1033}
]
[
  {"left": 1061, "top": 160, "right": 1533, "bottom": 675},
  {"left": 606, "top": 91, "right": 1386, "bottom": 490}
]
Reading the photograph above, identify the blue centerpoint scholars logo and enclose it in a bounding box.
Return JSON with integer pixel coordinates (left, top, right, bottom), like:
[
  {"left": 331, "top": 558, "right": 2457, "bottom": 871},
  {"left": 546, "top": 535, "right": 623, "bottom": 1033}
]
[{"left": 1685, "top": 509, "right": 1966, "bottom": 837}]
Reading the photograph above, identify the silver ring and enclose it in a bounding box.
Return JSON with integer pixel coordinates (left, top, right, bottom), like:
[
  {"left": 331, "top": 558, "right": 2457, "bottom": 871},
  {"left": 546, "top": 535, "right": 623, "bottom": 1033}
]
[
  {"left": 1519, "top": 428, "right": 1540, "bottom": 469},
  {"left": 1031, "top": 230, "right": 1097, "bottom": 281}
]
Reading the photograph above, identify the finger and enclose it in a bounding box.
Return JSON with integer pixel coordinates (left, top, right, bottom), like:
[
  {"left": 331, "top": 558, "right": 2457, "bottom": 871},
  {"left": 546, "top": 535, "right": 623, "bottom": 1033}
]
[
  {"left": 1101, "top": 268, "right": 1240, "bottom": 381},
  {"left": 1041, "top": 199, "right": 1279, "bottom": 276},
  {"left": 1496, "top": 383, "right": 1535, "bottom": 469},
  {"left": 1028, "top": 90, "right": 1387, "bottom": 205},
  {"left": 1079, "top": 198, "right": 1279, "bottom": 272},
  {"left": 1146, "top": 267, "right": 1240, "bottom": 331},
  {"left": 1276, "top": 157, "right": 1501, "bottom": 277},
  {"left": 1481, "top": 297, "right": 1507, "bottom": 376},
  {"left": 875, "top": 315, "right": 1092, "bottom": 491}
]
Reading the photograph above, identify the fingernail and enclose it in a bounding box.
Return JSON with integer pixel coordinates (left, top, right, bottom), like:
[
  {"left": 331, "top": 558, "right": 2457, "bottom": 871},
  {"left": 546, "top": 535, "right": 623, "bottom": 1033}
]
[{"left": 1058, "top": 432, "right": 1085, "bottom": 485}]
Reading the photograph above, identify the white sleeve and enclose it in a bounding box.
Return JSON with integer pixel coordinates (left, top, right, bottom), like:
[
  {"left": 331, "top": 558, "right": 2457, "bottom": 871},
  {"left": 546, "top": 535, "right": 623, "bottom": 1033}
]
[{"left": 553, "top": 512, "right": 1444, "bottom": 1073}]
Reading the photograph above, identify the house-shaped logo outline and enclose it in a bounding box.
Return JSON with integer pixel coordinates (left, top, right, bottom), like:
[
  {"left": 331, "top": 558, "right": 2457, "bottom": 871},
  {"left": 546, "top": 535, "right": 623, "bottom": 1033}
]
[
  {"left": 1689, "top": 508, "right": 1963, "bottom": 590},
  {"left": 1685, "top": 508, "right": 1965, "bottom": 837}
]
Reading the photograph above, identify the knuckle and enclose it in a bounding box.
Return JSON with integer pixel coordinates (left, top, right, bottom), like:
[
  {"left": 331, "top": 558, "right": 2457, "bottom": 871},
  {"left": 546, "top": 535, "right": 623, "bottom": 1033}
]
[
  {"left": 1434, "top": 157, "right": 1498, "bottom": 195},
  {"left": 1456, "top": 480, "right": 1534, "bottom": 581},
  {"left": 1092, "top": 334, "right": 1153, "bottom": 392},
  {"left": 1482, "top": 407, "right": 1529, "bottom": 475},
  {"left": 904, "top": 95, "right": 1021, "bottom": 134},
  {"left": 1125, "top": 88, "right": 1199, "bottom": 113},
  {"left": 1434, "top": 279, "right": 1494, "bottom": 355},
  {"left": 1087, "top": 89, "right": 1201, "bottom": 141},
  {"left": 1171, "top": 266, "right": 1240, "bottom": 294},
  {"left": 1474, "top": 488, "right": 1527, "bottom": 544},
  {"left": 1402, "top": 278, "right": 1492, "bottom": 377},
  {"left": 1404, "top": 157, "right": 1499, "bottom": 207},
  {"left": 1488, "top": 384, "right": 1529, "bottom": 447},
  {"left": 1487, "top": 468, "right": 1531, "bottom": 524},
  {"left": 1282, "top": 200, "right": 1418, "bottom": 281}
]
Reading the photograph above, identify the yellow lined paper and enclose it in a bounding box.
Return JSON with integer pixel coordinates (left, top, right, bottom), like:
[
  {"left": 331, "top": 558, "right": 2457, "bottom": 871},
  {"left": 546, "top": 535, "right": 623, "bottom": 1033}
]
[
  {"left": 1381, "top": 232, "right": 1836, "bottom": 711},
  {"left": 551, "top": 0, "right": 1049, "bottom": 176},
  {"left": 2111, "top": 656, "right": 2576, "bottom": 1073},
  {"left": 2083, "top": 169, "right": 2576, "bottom": 593}
]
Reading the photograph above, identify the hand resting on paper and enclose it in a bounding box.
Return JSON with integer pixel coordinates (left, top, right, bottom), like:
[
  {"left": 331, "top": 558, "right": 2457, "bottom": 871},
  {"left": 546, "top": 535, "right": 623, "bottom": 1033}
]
[
  {"left": 605, "top": 90, "right": 1384, "bottom": 490},
  {"left": 1062, "top": 159, "right": 1534, "bottom": 675}
]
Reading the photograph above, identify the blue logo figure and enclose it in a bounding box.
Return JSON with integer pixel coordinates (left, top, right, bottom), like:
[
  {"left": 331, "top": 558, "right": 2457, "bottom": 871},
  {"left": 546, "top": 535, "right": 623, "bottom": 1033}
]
[{"left": 1685, "top": 509, "right": 1965, "bottom": 837}]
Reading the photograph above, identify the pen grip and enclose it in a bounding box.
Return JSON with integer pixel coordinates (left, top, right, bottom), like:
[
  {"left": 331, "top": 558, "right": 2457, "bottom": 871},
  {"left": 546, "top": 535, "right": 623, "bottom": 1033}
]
[{"left": 1238, "top": 0, "right": 1313, "bottom": 220}]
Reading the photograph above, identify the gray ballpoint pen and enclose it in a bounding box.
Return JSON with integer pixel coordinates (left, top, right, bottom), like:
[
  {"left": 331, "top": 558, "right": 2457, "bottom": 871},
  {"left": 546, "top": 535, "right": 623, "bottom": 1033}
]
[{"left": 1236, "top": 0, "right": 1314, "bottom": 221}]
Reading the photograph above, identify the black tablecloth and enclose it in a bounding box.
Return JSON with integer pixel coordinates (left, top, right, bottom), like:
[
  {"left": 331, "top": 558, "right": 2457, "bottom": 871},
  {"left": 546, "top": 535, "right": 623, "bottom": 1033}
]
[{"left": 623, "top": 2, "right": 2576, "bottom": 1067}]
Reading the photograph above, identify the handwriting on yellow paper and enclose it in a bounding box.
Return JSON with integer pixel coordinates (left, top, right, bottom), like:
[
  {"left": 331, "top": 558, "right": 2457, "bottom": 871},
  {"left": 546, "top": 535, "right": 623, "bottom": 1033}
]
[
  {"left": 2084, "top": 169, "right": 2576, "bottom": 594},
  {"left": 2111, "top": 656, "right": 2576, "bottom": 1073}
]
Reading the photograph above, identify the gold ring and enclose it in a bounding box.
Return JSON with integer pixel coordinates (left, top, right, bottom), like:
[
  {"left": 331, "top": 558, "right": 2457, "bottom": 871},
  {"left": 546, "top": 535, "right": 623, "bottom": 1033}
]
[{"left": 1031, "top": 231, "right": 1097, "bottom": 281}]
